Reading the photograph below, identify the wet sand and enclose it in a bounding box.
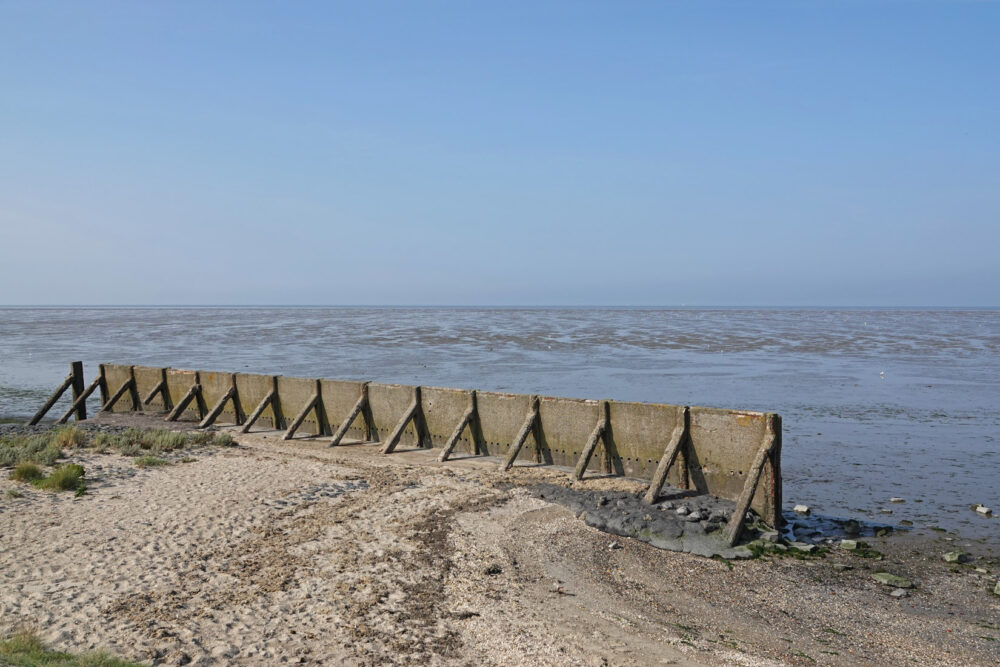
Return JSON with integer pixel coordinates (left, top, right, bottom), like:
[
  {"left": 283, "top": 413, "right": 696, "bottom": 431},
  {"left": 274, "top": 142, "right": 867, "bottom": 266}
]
[{"left": 1, "top": 414, "right": 998, "bottom": 665}]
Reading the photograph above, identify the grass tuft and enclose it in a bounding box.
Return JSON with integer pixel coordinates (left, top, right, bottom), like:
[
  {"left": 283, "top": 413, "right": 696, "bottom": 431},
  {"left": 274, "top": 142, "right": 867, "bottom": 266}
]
[
  {"left": 0, "top": 434, "right": 63, "bottom": 467},
  {"left": 33, "top": 464, "right": 85, "bottom": 492},
  {"left": 0, "top": 629, "right": 144, "bottom": 666},
  {"left": 134, "top": 456, "right": 171, "bottom": 468},
  {"left": 11, "top": 463, "right": 44, "bottom": 483},
  {"left": 6, "top": 488, "right": 24, "bottom": 498},
  {"left": 51, "top": 426, "right": 87, "bottom": 448}
]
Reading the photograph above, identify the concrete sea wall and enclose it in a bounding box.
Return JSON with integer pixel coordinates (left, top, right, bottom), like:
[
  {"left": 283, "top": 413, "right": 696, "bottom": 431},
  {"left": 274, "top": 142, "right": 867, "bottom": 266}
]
[{"left": 93, "top": 362, "right": 782, "bottom": 526}]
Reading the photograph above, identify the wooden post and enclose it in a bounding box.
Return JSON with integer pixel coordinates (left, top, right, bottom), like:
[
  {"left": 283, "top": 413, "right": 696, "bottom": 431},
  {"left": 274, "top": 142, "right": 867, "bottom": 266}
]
[
  {"left": 439, "top": 391, "right": 477, "bottom": 462},
  {"left": 381, "top": 386, "right": 421, "bottom": 454},
  {"left": 241, "top": 389, "right": 276, "bottom": 433},
  {"left": 165, "top": 384, "right": 201, "bottom": 422},
  {"left": 501, "top": 396, "right": 539, "bottom": 472},
  {"left": 643, "top": 406, "right": 689, "bottom": 504},
  {"left": 282, "top": 381, "right": 321, "bottom": 440},
  {"left": 128, "top": 366, "right": 142, "bottom": 412},
  {"left": 199, "top": 386, "right": 236, "bottom": 429},
  {"left": 724, "top": 413, "right": 778, "bottom": 546},
  {"left": 56, "top": 375, "right": 102, "bottom": 424},
  {"left": 70, "top": 361, "right": 86, "bottom": 421},
  {"left": 99, "top": 378, "right": 135, "bottom": 414},
  {"left": 330, "top": 384, "right": 369, "bottom": 446},
  {"left": 572, "top": 401, "right": 609, "bottom": 480},
  {"left": 98, "top": 364, "right": 109, "bottom": 407},
  {"left": 28, "top": 373, "right": 74, "bottom": 425}
]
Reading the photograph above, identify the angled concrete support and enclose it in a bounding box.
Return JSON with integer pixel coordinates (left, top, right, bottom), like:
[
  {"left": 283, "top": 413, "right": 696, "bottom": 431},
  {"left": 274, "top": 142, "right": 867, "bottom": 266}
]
[
  {"left": 330, "top": 384, "right": 370, "bottom": 446},
  {"left": 282, "top": 380, "right": 321, "bottom": 440},
  {"left": 381, "top": 386, "right": 422, "bottom": 454},
  {"left": 501, "top": 396, "right": 540, "bottom": 472},
  {"left": 572, "top": 400, "right": 610, "bottom": 480},
  {"left": 725, "top": 413, "right": 779, "bottom": 546},
  {"left": 643, "top": 406, "right": 690, "bottom": 504},
  {"left": 439, "top": 391, "right": 478, "bottom": 462},
  {"left": 165, "top": 383, "right": 202, "bottom": 422}
]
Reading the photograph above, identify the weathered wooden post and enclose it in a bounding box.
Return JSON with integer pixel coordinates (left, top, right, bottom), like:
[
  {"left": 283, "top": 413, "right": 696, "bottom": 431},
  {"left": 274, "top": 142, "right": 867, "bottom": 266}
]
[{"left": 70, "top": 361, "right": 86, "bottom": 421}]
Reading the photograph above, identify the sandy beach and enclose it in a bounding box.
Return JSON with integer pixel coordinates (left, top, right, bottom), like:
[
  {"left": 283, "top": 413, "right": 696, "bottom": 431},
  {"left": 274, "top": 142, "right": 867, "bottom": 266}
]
[{"left": 1, "top": 415, "right": 998, "bottom": 666}]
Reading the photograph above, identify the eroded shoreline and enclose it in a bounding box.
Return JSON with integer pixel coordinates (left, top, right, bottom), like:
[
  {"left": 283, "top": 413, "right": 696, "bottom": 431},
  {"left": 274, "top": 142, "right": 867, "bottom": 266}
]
[{"left": 1, "top": 415, "right": 998, "bottom": 665}]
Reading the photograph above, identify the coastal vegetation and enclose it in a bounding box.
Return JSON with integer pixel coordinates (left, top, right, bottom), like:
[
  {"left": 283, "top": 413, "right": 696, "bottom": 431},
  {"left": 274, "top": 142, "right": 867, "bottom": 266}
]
[
  {"left": 1, "top": 425, "right": 234, "bottom": 469},
  {"left": 0, "top": 629, "right": 142, "bottom": 666}
]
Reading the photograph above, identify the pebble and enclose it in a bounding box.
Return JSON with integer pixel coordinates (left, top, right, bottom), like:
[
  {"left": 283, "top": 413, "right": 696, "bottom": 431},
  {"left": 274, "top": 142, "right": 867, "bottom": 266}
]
[
  {"left": 994, "top": 580, "right": 1000, "bottom": 596},
  {"left": 685, "top": 511, "right": 703, "bottom": 522},
  {"left": 840, "top": 539, "right": 858, "bottom": 550},
  {"left": 793, "top": 504, "right": 810, "bottom": 515},
  {"left": 943, "top": 551, "right": 969, "bottom": 564},
  {"left": 889, "top": 497, "right": 905, "bottom": 503},
  {"left": 790, "top": 542, "right": 817, "bottom": 554},
  {"left": 833, "top": 563, "right": 853, "bottom": 572},
  {"left": 890, "top": 588, "right": 909, "bottom": 598},
  {"left": 872, "top": 572, "right": 913, "bottom": 589},
  {"left": 608, "top": 541, "right": 621, "bottom": 550},
  {"left": 675, "top": 506, "right": 690, "bottom": 516}
]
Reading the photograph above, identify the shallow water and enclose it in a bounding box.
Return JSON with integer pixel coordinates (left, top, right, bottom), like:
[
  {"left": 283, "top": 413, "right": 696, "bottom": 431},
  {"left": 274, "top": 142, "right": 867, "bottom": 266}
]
[{"left": 1, "top": 307, "right": 997, "bottom": 541}]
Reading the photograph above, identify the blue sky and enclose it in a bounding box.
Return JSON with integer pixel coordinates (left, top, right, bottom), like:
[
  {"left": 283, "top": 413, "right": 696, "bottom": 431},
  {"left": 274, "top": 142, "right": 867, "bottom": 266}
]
[{"left": 1, "top": 1, "right": 997, "bottom": 306}]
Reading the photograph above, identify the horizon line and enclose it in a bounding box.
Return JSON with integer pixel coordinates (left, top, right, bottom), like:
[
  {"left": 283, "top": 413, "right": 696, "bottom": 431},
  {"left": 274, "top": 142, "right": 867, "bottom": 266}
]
[{"left": 1, "top": 304, "right": 998, "bottom": 310}]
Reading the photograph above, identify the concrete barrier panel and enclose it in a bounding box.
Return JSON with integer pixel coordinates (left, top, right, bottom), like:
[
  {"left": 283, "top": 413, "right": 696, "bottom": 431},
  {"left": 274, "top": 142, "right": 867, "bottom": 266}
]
[
  {"left": 368, "top": 383, "right": 420, "bottom": 448},
  {"left": 537, "top": 396, "right": 603, "bottom": 469},
  {"left": 606, "top": 401, "right": 686, "bottom": 484},
  {"left": 235, "top": 373, "right": 278, "bottom": 430},
  {"left": 475, "top": 391, "right": 534, "bottom": 460},
  {"left": 276, "top": 376, "right": 323, "bottom": 435},
  {"left": 199, "top": 371, "right": 238, "bottom": 425},
  {"left": 688, "top": 407, "right": 779, "bottom": 525},
  {"left": 165, "top": 369, "right": 201, "bottom": 421},
  {"left": 133, "top": 366, "right": 168, "bottom": 412},
  {"left": 320, "top": 379, "right": 368, "bottom": 441},
  {"left": 101, "top": 364, "right": 135, "bottom": 413},
  {"left": 421, "top": 386, "right": 475, "bottom": 453}
]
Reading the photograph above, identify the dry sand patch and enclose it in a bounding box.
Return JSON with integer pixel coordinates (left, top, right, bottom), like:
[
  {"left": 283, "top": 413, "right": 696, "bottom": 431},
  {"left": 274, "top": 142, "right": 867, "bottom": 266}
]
[{"left": 1, "top": 416, "right": 998, "bottom": 666}]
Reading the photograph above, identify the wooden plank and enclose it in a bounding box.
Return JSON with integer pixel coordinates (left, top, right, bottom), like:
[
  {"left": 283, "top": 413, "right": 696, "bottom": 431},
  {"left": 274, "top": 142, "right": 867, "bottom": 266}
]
[
  {"left": 56, "top": 375, "right": 101, "bottom": 424},
  {"left": 28, "top": 373, "right": 74, "bottom": 425}
]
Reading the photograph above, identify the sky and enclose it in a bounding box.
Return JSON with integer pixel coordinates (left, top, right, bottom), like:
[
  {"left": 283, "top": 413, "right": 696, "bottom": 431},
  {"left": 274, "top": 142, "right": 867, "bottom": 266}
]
[{"left": 1, "top": 1, "right": 998, "bottom": 307}]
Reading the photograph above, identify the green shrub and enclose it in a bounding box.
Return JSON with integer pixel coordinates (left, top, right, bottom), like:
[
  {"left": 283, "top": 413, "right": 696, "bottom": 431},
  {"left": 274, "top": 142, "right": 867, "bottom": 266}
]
[
  {"left": 10, "top": 463, "right": 44, "bottom": 483},
  {"left": 52, "top": 425, "right": 87, "bottom": 448},
  {"left": 34, "top": 464, "right": 85, "bottom": 492},
  {"left": 134, "top": 456, "right": 171, "bottom": 468},
  {"left": 6, "top": 489, "right": 24, "bottom": 498},
  {"left": 0, "top": 434, "right": 63, "bottom": 467}
]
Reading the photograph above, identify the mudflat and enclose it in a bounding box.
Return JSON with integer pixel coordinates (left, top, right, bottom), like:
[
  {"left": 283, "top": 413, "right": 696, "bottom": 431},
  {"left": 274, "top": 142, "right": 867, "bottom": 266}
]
[{"left": 1, "top": 414, "right": 998, "bottom": 666}]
